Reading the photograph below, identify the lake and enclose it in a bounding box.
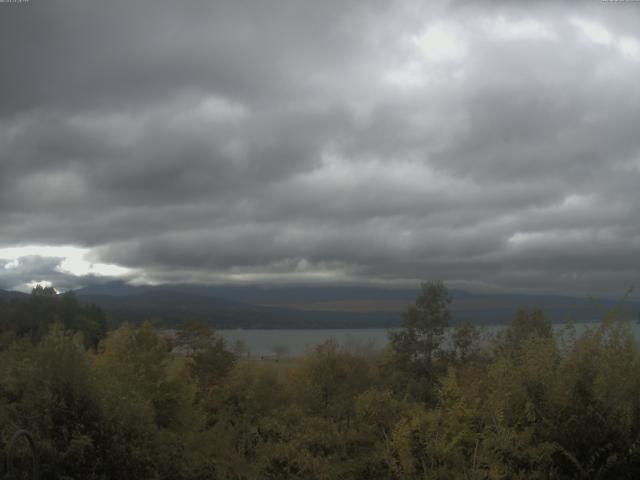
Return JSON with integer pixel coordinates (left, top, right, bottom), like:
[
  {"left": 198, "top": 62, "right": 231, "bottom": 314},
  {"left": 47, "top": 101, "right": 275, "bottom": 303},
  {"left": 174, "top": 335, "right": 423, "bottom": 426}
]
[{"left": 218, "top": 321, "right": 639, "bottom": 357}]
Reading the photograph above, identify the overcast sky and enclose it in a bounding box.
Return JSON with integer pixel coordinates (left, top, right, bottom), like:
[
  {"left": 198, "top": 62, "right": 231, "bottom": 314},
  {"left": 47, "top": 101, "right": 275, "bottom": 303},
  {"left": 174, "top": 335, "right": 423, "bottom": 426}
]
[{"left": 1, "top": 0, "right": 639, "bottom": 294}]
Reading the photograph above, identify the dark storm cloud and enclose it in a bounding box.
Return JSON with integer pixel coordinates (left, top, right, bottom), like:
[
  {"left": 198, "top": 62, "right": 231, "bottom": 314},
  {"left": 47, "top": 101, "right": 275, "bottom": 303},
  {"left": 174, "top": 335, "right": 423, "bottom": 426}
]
[{"left": 1, "top": 0, "right": 640, "bottom": 294}]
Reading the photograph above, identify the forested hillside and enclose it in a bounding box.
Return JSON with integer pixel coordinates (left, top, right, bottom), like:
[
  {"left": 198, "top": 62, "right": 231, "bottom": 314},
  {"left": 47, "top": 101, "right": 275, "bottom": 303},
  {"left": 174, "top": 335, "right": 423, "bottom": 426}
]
[
  {"left": 1, "top": 283, "right": 640, "bottom": 479},
  {"left": 0, "top": 285, "right": 107, "bottom": 348}
]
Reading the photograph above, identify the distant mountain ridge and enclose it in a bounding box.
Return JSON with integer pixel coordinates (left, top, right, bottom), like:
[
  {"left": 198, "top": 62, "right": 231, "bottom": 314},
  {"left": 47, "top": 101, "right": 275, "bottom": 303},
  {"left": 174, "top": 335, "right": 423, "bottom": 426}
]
[
  {"left": 0, "top": 289, "right": 28, "bottom": 300},
  {"left": 74, "top": 282, "right": 419, "bottom": 303},
  {"left": 67, "top": 281, "right": 640, "bottom": 329}
]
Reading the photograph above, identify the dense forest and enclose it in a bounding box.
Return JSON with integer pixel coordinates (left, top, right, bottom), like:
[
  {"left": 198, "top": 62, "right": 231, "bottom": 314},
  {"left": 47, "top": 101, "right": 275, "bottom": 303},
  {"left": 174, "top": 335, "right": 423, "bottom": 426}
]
[{"left": 2, "top": 282, "right": 640, "bottom": 479}]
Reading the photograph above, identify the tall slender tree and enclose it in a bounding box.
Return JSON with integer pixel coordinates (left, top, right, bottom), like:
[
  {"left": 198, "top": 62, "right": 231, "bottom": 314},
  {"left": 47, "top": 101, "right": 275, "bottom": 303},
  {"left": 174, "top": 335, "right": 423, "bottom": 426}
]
[{"left": 389, "top": 280, "right": 452, "bottom": 402}]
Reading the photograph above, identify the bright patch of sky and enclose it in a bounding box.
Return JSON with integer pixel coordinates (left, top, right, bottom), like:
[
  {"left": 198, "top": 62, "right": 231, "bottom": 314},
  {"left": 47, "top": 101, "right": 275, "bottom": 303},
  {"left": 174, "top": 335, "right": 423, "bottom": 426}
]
[
  {"left": 0, "top": 245, "right": 131, "bottom": 278},
  {"left": 412, "top": 22, "right": 467, "bottom": 62},
  {"left": 571, "top": 17, "right": 640, "bottom": 60},
  {"left": 481, "top": 16, "right": 556, "bottom": 41}
]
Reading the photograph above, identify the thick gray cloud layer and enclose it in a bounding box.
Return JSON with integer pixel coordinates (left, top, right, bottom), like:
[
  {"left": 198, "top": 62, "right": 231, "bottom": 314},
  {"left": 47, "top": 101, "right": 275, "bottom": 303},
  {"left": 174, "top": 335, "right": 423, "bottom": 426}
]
[{"left": 1, "top": 0, "right": 639, "bottom": 294}]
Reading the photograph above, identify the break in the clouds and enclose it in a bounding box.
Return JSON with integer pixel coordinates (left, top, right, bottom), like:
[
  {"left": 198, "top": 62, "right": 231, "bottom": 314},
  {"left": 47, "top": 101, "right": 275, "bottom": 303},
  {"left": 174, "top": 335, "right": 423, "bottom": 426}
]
[{"left": 1, "top": 0, "right": 639, "bottom": 294}]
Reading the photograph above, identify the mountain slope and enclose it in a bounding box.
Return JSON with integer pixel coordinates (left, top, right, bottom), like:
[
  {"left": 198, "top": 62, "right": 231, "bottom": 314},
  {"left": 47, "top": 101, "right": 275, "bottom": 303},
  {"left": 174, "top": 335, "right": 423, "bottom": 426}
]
[
  {"left": 76, "top": 288, "right": 399, "bottom": 329},
  {"left": 73, "top": 282, "right": 640, "bottom": 328},
  {"left": 0, "top": 289, "right": 29, "bottom": 300}
]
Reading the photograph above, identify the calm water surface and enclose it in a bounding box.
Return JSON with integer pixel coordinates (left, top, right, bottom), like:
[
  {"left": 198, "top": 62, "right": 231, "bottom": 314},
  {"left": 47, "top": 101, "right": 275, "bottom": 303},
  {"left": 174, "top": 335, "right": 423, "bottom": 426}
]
[{"left": 218, "top": 322, "right": 639, "bottom": 357}]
